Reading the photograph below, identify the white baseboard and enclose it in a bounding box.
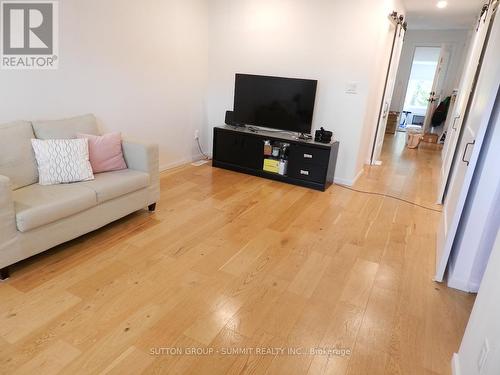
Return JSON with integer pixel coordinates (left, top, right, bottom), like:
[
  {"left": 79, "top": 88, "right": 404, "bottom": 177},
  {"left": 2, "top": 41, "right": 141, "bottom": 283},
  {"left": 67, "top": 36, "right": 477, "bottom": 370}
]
[
  {"left": 334, "top": 168, "right": 364, "bottom": 187},
  {"left": 353, "top": 168, "right": 364, "bottom": 185},
  {"left": 159, "top": 160, "right": 189, "bottom": 172},
  {"left": 451, "top": 353, "right": 461, "bottom": 375},
  {"left": 333, "top": 177, "right": 351, "bottom": 186},
  {"left": 159, "top": 153, "right": 211, "bottom": 172}
]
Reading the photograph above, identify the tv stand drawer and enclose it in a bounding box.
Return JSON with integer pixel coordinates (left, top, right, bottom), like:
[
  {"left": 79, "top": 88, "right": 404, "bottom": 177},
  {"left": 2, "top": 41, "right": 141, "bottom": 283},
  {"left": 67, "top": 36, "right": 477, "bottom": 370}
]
[
  {"left": 288, "top": 163, "right": 327, "bottom": 183},
  {"left": 289, "top": 145, "right": 330, "bottom": 166}
]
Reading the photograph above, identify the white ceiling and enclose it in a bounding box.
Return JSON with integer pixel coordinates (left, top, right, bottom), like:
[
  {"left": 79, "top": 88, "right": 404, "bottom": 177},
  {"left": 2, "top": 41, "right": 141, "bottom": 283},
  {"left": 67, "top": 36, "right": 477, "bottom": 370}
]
[{"left": 402, "top": 0, "right": 486, "bottom": 29}]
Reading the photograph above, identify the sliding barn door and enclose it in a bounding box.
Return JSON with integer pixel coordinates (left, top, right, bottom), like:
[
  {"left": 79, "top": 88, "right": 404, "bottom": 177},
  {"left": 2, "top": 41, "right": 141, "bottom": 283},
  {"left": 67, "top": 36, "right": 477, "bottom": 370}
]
[
  {"left": 437, "top": 3, "right": 493, "bottom": 203},
  {"left": 371, "top": 23, "right": 406, "bottom": 165},
  {"left": 435, "top": 3, "right": 499, "bottom": 282}
]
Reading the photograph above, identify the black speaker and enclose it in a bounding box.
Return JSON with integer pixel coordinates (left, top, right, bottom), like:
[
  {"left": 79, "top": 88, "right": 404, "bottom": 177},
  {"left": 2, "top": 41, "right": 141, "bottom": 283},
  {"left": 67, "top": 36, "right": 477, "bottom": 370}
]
[
  {"left": 225, "top": 111, "right": 244, "bottom": 127},
  {"left": 314, "top": 127, "right": 333, "bottom": 144}
]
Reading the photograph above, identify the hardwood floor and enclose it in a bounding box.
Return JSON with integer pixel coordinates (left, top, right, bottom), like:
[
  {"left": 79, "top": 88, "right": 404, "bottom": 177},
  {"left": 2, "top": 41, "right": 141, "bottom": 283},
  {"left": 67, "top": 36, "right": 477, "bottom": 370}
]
[{"left": 0, "top": 133, "right": 475, "bottom": 374}]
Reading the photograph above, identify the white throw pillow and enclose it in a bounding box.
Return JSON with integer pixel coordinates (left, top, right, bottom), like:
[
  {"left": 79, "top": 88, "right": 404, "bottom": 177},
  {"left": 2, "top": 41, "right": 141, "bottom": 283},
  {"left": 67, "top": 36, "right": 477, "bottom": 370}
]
[{"left": 31, "top": 138, "right": 94, "bottom": 185}]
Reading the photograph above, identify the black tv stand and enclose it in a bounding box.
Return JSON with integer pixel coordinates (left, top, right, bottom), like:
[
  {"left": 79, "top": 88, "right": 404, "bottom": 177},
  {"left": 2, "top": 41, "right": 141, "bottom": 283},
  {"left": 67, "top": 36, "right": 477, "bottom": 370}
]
[{"left": 212, "top": 126, "right": 339, "bottom": 191}]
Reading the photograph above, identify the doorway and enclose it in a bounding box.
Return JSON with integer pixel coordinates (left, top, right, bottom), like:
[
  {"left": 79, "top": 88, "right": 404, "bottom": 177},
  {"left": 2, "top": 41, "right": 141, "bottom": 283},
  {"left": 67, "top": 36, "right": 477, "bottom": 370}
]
[{"left": 399, "top": 46, "right": 441, "bottom": 131}]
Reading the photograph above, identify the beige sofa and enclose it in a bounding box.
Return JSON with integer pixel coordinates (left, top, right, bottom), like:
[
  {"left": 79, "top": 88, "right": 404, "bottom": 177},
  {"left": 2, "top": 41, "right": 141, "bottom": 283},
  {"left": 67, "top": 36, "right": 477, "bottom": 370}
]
[{"left": 0, "top": 114, "right": 160, "bottom": 280}]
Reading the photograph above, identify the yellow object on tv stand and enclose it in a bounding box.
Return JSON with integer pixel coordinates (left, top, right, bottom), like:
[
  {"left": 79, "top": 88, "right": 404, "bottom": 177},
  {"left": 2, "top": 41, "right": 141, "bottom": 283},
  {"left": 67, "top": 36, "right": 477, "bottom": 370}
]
[{"left": 263, "top": 159, "right": 279, "bottom": 173}]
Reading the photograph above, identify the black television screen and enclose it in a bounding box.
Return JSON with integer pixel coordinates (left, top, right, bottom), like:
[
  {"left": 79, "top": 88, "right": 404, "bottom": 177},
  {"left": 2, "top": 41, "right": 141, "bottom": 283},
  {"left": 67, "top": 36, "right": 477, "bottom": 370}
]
[{"left": 233, "top": 74, "right": 317, "bottom": 134}]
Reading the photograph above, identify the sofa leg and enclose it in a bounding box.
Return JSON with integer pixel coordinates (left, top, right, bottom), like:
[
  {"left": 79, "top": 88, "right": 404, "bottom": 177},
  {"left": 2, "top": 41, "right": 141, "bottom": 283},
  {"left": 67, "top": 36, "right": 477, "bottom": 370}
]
[
  {"left": 0, "top": 267, "right": 9, "bottom": 281},
  {"left": 148, "top": 203, "right": 157, "bottom": 212}
]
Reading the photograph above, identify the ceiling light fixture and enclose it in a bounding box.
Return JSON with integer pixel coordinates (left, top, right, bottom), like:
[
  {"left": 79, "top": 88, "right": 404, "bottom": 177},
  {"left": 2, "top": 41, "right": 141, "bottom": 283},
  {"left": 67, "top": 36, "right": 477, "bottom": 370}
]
[{"left": 436, "top": 1, "right": 448, "bottom": 9}]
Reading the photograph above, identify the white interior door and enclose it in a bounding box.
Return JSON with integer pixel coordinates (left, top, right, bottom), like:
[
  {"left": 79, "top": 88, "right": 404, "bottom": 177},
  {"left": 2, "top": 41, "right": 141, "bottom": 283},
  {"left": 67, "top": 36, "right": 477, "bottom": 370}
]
[
  {"left": 435, "top": 3, "right": 499, "bottom": 282},
  {"left": 371, "top": 24, "right": 405, "bottom": 164},
  {"left": 437, "top": 4, "right": 493, "bottom": 204},
  {"left": 439, "top": 92, "right": 458, "bottom": 164},
  {"left": 422, "top": 45, "right": 451, "bottom": 133}
]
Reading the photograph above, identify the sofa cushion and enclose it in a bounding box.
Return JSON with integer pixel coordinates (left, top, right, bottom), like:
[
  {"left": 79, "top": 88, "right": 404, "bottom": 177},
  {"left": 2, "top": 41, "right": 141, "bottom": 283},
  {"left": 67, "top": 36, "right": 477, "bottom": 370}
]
[
  {"left": 13, "top": 184, "right": 97, "bottom": 232},
  {"left": 32, "top": 114, "right": 100, "bottom": 140},
  {"left": 0, "top": 121, "right": 39, "bottom": 190},
  {"left": 80, "top": 169, "right": 149, "bottom": 203}
]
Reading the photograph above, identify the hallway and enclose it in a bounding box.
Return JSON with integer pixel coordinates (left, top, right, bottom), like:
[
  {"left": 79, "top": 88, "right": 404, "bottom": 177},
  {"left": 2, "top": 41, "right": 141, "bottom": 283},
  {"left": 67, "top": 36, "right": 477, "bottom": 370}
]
[{"left": 360, "top": 132, "right": 444, "bottom": 209}]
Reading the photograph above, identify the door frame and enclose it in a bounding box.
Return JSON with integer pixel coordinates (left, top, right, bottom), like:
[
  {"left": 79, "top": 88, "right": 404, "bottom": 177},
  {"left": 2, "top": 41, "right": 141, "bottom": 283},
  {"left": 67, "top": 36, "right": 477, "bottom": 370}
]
[
  {"left": 395, "top": 42, "right": 449, "bottom": 116},
  {"left": 370, "top": 15, "right": 406, "bottom": 165}
]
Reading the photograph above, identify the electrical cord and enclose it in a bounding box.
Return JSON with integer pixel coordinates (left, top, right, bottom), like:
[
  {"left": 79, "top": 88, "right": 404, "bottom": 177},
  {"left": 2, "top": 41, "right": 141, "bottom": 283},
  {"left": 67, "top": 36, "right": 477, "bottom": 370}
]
[
  {"left": 334, "top": 183, "right": 443, "bottom": 213},
  {"left": 196, "top": 138, "right": 210, "bottom": 160}
]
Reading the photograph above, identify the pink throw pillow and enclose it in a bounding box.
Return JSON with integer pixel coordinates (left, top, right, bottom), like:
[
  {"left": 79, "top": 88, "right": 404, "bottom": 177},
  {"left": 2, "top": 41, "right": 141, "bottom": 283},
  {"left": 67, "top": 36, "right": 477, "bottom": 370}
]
[{"left": 77, "top": 132, "right": 127, "bottom": 173}]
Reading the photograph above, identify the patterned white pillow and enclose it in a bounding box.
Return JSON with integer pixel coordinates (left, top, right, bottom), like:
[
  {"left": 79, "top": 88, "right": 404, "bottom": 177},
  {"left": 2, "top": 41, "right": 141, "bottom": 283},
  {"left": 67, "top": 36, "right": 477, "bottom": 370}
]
[{"left": 31, "top": 138, "right": 94, "bottom": 185}]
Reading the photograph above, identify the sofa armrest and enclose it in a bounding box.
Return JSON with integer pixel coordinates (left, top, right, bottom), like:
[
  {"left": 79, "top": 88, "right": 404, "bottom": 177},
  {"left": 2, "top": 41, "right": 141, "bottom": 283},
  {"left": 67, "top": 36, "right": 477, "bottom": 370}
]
[
  {"left": 122, "top": 139, "right": 158, "bottom": 175},
  {"left": 122, "top": 140, "right": 160, "bottom": 203},
  {"left": 0, "top": 175, "right": 18, "bottom": 264}
]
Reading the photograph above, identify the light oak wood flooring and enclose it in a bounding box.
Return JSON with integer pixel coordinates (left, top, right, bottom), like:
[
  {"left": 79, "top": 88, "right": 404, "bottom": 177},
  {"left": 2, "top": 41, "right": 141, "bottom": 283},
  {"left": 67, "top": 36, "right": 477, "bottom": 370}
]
[{"left": 0, "top": 133, "right": 475, "bottom": 374}]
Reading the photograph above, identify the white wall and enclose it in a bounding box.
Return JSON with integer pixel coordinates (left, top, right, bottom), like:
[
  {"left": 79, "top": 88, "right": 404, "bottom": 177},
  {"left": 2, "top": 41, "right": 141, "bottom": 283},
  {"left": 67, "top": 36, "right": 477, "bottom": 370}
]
[
  {"left": 390, "top": 29, "right": 470, "bottom": 112},
  {"left": 0, "top": 0, "right": 209, "bottom": 171},
  {"left": 454, "top": 228, "right": 500, "bottom": 375},
  {"left": 206, "top": 0, "right": 404, "bottom": 185}
]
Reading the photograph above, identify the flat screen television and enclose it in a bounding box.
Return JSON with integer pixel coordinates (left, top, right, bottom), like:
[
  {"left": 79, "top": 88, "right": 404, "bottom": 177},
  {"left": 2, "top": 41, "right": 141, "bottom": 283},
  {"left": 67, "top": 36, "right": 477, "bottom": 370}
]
[{"left": 233, "top": 74, "right": 318, "bottom": 134}]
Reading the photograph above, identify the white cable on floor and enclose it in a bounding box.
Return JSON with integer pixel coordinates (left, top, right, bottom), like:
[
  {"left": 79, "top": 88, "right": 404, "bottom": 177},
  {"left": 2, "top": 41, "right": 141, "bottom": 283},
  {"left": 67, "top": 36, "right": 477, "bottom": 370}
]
[{"left": 334, "top": 183, "right": 442, "bottom": 213}]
